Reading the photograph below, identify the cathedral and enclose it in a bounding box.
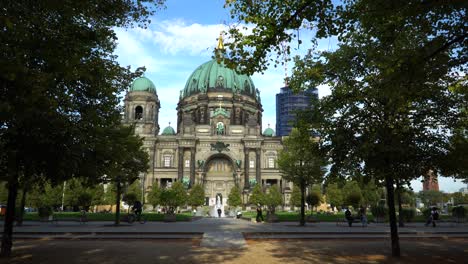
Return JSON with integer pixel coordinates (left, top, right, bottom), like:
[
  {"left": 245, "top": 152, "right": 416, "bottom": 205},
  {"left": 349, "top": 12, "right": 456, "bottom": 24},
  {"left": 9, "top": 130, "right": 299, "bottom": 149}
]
[{"left": 122, "top": 39, "right": 289, "bottom": 208}]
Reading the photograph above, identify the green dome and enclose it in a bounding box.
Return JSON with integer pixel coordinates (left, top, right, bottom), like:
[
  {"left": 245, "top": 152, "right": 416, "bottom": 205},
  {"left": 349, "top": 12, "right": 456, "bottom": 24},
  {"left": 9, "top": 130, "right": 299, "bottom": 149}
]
[
  {"left": 130, "top": 76, "right": 156, "bottom": 94},
  {"left": 263, "top": 127, "right": 275, "bottom": 137},
  {"left": 161, "top": 125, "right": 176, "bottom": 135},
  {"left": 182, "top": 59, "right": 256, "bottom": 99}
]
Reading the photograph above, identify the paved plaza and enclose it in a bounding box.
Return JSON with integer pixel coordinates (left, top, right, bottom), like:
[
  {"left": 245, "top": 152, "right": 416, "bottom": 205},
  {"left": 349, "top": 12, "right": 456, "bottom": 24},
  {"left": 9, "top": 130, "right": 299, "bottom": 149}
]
[{"left": 1, "top": 218, "right": 467, "bottom": 263}]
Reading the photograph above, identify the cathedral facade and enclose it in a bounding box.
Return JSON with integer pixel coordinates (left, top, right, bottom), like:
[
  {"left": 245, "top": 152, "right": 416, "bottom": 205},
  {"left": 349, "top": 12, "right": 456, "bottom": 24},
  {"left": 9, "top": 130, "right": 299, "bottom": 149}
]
[{"left": 123, "top": 55, "right": 289, "bottom": 207}]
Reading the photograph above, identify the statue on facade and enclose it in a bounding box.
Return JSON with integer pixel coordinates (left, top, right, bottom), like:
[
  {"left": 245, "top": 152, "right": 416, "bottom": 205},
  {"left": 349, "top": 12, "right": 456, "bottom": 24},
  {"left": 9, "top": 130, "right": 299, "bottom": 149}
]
[
  {"left": 216, "top": 121, "right": 224, "bottom": 135},
  {"left": 197, "top": 160, "right": 205, "bottom": 170}
]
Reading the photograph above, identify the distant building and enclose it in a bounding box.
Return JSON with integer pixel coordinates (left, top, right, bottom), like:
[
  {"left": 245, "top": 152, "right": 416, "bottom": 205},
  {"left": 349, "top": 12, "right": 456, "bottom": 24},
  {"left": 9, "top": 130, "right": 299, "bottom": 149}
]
[
  {"left": 275, "top": 86, "right": 318, "bottom": 136},
  {"left": 460, "top": 185, "right": 468, "bottom": 194},
  {"left": 423, "top": 169, "right": 439, "bottom": 191}
]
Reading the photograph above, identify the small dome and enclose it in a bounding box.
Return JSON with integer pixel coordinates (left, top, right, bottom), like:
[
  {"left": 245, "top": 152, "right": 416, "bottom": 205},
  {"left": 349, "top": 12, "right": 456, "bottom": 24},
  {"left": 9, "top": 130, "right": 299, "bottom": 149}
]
[
  {"left": 161, "top": 125, "right": 176, "bottom": 135},
  {"left": 263, "top": 126, "right": 275, "bottom": 137},
  {"left": 130, "top": 76, "right": 156, "bottom": 94}
]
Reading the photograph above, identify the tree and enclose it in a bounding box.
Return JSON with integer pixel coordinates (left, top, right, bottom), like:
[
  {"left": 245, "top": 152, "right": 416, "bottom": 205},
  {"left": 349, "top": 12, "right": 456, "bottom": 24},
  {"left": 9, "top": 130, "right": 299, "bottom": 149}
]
[
  {"left": 160, "top": 181, "right": 187, "bottom": 214},
  {"left": 277, "top": 121, "right": 327, "bottom": 226},
  {"left": 265, "top": 186, "right": 283, "bottom": 215},
  {"left": 451, "top": 192, "right": 468, "bottom": 206},
  {"left": 126, "top": 179, "right": 143, "bottom": 204},
  {"left": 342, "top": 181, "right": 362, "bottom": 210},
  {"left": 101, "top": 125, "right": 149, "bottom": 225},
  {"left": 0, "top": 0, "right": 164, "bottom": 256},
  {"left": 306, "top": 185, "right": 322, "bottom": 213},
  {"left": 227, "top": 185, "right": 242, "bottom": 209},
  {"left": 188, "top": 184, "right": 205, "bottom": 210},
  {"left": 222, "top": 1, "right": 466, "bottom": 257},
  {"left": 248, "top": 184, "right": 265, "bottom": 207},
  {"left": 146, "top": 182, "right": 162, "bottom": 211},
  {"left": 289, "top": 185, "right": 302, "bottom": 208},
  {"left": 418, "top": 190, "right": 445, "bottom": 207},
  {"left": 325, "top": 183, "right": 343, "bottom": 211}
]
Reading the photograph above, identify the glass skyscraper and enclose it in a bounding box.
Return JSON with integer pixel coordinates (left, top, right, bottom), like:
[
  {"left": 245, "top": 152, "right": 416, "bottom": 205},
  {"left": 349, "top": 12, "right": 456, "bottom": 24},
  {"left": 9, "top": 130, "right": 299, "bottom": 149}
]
[{"left": 275, "top": 86, "right": 318, "bottom": 136}]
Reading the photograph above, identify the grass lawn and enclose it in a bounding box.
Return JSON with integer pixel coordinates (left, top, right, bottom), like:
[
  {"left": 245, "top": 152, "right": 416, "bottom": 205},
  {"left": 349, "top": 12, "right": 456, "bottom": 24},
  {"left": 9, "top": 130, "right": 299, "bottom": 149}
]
[{"left": 22, "top": 212, "right": 192, "bottom": 221}]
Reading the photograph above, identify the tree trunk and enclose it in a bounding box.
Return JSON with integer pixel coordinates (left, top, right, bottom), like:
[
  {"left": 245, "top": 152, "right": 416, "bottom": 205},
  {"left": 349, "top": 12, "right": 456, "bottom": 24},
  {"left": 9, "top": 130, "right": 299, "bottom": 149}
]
[
  {"left": 115, "top": 180, "right": 121, "bottom": 225},
  {"left": 16, "top": 188, "right": 27, "bottom": 227},
  {"left": 396, "top": 181, "right": 404, "bottom": 227},
  {"left": 300, "top": 182, "right": 305, "bottom": 226},
  {"left": 385, "top": 174, "right": 401, "bottom": 257},
  {"left": 1, "top": 177, "right": 19, "bottom": 257}
]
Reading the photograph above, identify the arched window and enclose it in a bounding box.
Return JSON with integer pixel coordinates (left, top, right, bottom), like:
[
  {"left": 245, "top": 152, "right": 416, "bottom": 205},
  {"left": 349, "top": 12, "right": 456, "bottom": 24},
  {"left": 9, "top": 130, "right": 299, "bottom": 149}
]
[{"left": 135, "top": 106, "right": 143, "bottom": 120}]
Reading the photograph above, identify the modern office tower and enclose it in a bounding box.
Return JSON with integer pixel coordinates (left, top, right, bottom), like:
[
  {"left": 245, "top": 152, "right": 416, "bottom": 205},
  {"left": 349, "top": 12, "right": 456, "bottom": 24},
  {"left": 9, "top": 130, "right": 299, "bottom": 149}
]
[{"left": 275, "top": 86, "right": 318, "bottom": 136}]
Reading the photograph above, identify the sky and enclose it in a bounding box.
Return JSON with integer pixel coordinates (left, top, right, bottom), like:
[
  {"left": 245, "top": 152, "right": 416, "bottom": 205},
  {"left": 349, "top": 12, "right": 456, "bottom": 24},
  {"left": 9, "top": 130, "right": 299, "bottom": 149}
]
[{"left": 112, "top": 0, "right": 466, "bottom": 193}]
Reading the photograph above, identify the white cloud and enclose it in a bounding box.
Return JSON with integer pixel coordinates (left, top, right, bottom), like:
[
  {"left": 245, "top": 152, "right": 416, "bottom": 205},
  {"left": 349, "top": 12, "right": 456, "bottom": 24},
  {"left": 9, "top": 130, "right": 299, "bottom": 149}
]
[{"left": 134, "top": 20, "right": 227, "bottom": 56}]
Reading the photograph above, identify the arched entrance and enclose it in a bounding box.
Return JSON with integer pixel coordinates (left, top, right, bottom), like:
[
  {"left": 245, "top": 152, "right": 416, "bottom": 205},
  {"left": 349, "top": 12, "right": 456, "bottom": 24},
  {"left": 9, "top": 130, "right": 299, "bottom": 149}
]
[{"left": 203, "top": 154, "right": 236, "bottom": 217}]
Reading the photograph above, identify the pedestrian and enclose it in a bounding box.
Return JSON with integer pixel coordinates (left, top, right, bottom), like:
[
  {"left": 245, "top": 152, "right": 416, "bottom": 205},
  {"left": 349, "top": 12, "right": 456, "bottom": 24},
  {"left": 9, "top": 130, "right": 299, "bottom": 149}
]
[
  {"left": 256, "top": 204, "right": 264, "bottom": 222},
  {"left": 425, "top": 207, "right": 439, "bottom": 227},
  {"left": 217, "top": 208, "right": 222, "bottom": 218},
  {"left": 345, "top": 208, "right": 353, "bottom": 227},
  {"left": 359, "top": 207, "right": 368, "bottom": 227}
]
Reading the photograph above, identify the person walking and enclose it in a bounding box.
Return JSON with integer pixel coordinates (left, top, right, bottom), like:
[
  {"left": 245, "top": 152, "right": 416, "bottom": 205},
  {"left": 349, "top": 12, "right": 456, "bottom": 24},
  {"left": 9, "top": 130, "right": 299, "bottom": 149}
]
[
  {"left": 426, "top": 207, "right": 439, "bottom": 227},
  {"left": 256, "top": 204, "right": 264, "bottom": 222},
  {"left": 345, "top": 208, "right": 353, "bottom": 227},
  {"left": 359, "top": 207, "right": 368, "bottom": 227},
  {"left": 217, "top": 208, "right": 222, "bottom": 218}
]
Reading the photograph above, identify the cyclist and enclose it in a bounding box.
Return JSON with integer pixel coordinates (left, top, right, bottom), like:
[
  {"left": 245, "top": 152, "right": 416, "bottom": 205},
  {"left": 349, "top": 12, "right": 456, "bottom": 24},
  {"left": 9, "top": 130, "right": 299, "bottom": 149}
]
[{"left": 132, "top": 200, "right": 143, "bottom": 221}]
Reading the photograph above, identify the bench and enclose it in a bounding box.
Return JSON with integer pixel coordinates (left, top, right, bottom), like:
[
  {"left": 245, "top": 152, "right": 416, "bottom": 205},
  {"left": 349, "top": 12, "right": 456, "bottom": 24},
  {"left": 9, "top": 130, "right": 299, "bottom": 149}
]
[
  {"left": 48, "top": 213, "right": 88, "bottom": 224},
  {"left": 336, "top": 217, "right": 365, "bottom": 226}
]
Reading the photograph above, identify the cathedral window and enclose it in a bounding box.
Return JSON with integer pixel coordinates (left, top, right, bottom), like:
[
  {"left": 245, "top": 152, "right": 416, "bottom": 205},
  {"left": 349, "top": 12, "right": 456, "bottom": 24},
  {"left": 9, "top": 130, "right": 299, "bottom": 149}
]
[
  {"left": 135, "top": 106, "right": 143, "bottom": 120},
  {"left": 268, "top": 157, "right": 275, "bottom": 168},
  {"left": 185, "top": 159, "right": 190, "bottom": 168},
  {"left": 163, "top": 155, "right": 171, "bottom": 167},
  {"left": 249, "top": 160, "right": 255, "bottom": 168}
]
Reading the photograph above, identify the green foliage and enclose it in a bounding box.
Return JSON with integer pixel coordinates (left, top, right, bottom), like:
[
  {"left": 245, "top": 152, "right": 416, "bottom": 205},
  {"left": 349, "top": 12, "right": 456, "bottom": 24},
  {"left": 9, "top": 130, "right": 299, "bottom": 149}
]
[
  {"left": 306, "top": 189, "right": 322, "bottom": 211},
  {"left": 325, "top": 183, "right": 343, "bottom": 210},
  {"left": 38, "top": 207, "right": 53, "bottom": 218},
  {"left": 188, "top": 184, "right": 205, "bottom": 208},
  {"left": 248, "top": 184, "right": 265, "bottom": 206},
  {"left": 126, "top": 179, "right": 143, "bottom": 202},
  {"left": 227, "top": 185, "right": 242, "bottom": 208},
  {"left": 290, "top": 185, "right": 302, "bottom": 208},
  {"left": 399, "top": 208, "right": 416, "bottom": 223},
  {"left": 451, "top": 192, "right": 468, "bottom": 205},
  {"left": 223, "top": 0, "right": 466, "bottom": 256},
  {"left": 418, "top": 190, "right": 445, "bottom": 207},
  {"left": 451, "top": 206, "right": 466, "bottom": 218},
  {"left": 343, "top": 181, "right": 362, "bottom": 208},
  {"left": 28, "top": 182, "right": 63, "bottom": 209},
  {"left": 77, "top": 192, "right": 93, "bottom": 212},
  {"left": 265, "top": 186, "right": 283, "bottom": 214},
  {"left": 371, "top": 205, "right": 388, "bottom": 218},
  {"left": 361, "top": 181, "right": 382, "bottom": 207},
  {"left": 398, "top": 189, "right": 416, "bottom": 207},
  {"left": 122, "top": 193, "right": 138, "bottom": 208},
  {"left": 146, "top": 182, "right": 162, "bottom": 210},
  {"left": 160, "top": 182, "right": 187, "bottom": 214},
  {"left": 103, "top": 183, "right": 117, "bottom": 206}
]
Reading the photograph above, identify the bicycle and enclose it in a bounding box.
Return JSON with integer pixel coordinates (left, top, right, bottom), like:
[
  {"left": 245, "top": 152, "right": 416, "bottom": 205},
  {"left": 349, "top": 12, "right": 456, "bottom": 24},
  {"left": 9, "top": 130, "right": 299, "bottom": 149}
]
[{"left": 121, "top": 211, "right": 147, "bottom": 224}]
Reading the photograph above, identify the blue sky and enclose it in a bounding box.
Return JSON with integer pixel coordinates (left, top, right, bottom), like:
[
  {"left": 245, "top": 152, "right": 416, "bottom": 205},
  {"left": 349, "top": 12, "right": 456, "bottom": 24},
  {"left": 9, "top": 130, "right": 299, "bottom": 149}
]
[{"left": 113, "top": 0, "right": 466, "bottom": 193}]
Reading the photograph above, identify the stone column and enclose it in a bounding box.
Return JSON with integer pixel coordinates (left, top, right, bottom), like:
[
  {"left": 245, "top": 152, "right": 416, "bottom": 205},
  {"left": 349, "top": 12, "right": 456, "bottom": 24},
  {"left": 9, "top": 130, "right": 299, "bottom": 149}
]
[
  {"left": 244, "top": 148, "right": 250, "bottom": 189},
  {"left": 178, "top": 147, "right": 184, "bottom": 181},
  {"left": 190, "top": 147, "right": 195, "bottom": 187},
  {"left": 256, "top": 148, "right": 261, "bottom": 185}
]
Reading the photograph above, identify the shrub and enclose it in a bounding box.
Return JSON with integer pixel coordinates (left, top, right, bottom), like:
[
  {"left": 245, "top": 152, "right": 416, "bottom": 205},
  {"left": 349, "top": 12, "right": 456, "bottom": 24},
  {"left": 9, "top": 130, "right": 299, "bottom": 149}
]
[
  {"left": 38, "top": 207, "right": 53, "bottom": 218},
  {"left": 452, "top": 206, "right": 466, "bottom": 218},
  {"left": 400, "top": 208, "right": 416, "bottom": 222},
  {"left": 371, "top": 205, "right": 388, "bottom": 218}
]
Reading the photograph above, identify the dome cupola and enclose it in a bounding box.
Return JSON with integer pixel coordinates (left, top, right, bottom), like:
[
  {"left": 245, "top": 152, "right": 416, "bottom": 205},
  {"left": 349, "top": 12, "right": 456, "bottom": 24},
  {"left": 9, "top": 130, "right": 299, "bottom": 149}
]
[
  {"left": 130, "top": 76, "right": 157, "bottom": 94},
  {"left": 263, "top": 124, "right": 275, "bottom": 137},
  {"left": 161, "top": 122, "right": 176, "bottom": 135}
]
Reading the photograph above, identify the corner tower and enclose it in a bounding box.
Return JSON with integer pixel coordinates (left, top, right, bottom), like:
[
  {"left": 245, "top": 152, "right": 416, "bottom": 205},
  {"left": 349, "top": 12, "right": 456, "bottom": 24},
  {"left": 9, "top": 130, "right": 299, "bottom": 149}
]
[{"left": 123, "top": 76, "right": 160, "bottom": 135}]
